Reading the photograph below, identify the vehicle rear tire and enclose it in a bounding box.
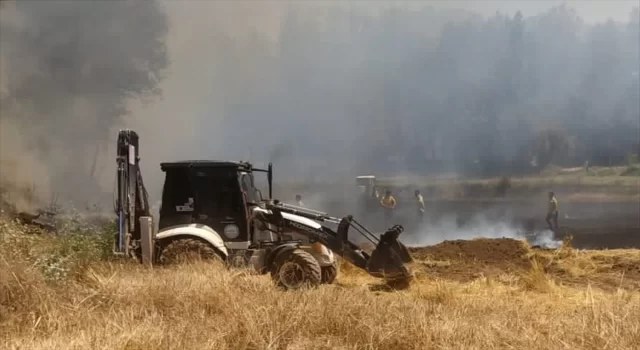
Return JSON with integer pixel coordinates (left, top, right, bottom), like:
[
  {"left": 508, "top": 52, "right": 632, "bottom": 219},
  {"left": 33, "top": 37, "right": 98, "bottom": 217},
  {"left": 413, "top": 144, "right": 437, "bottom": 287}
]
[
  {"left": 321, "top": 264, "right": 338, "bottom": 284},
  {"left": 270, "top": 249, "right": 322, "bottom": 290},
  {"left": 159, "top": 238, "right": 223, "bottom": 265}
]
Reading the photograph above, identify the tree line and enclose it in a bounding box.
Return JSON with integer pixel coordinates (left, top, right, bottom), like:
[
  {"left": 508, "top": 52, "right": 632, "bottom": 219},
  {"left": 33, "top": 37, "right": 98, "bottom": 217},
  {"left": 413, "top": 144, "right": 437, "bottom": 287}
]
[{"left": 204, "top": 4, "right": 639, "bottom": 177}]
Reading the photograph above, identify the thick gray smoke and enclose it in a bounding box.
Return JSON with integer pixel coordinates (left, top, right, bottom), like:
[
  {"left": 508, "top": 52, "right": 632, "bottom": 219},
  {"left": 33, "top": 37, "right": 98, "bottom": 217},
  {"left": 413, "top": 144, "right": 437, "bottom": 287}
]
[
  {"left": 0, "top": 0, "right": 168, "bottom": 210},
  {"left": 0, "top": 1, "right": 638, "bottom": 214},
  {"left": 172, "top": 1, "right": 638, "bottom": 182},
  {"left": 129, "top": 1, "right": 639, "bottom": 199}
]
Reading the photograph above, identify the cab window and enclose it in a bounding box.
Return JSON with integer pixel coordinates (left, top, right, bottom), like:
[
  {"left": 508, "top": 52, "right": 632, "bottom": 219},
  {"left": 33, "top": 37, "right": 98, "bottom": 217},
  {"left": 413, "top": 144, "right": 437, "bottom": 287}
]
[{"left": 240, "top": 173, "right": 256, "bottom": 202}]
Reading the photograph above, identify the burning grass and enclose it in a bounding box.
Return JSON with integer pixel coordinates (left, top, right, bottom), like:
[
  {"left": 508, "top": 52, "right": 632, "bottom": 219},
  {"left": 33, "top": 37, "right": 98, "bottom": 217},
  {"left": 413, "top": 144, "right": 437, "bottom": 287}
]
[{"left": 2, "top": 220, "right": 640, "bottom": 350}]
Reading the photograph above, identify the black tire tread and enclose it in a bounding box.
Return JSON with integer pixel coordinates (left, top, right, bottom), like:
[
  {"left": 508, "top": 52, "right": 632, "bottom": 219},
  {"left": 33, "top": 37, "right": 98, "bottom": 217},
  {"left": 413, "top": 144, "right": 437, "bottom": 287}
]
[
  {"left": 271, "top": 248, "right": 322, "bottom": 289},
  {"left": 159, "top": 238, "right": 222, "bottom": 264}
]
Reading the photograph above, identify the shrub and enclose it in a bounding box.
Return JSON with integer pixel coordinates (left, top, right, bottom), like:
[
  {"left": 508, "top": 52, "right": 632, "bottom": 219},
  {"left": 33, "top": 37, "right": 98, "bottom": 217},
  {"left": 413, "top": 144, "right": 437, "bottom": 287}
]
[{"left": 0, "top": 214, "right": 115, "bottom": 283}]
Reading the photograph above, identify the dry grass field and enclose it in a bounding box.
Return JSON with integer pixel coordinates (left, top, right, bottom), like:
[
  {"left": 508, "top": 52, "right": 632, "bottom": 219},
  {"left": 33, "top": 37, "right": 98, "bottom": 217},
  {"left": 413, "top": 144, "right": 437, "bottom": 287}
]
[{"left": 2, "top": 219, "right": 640, "bottom": 350}]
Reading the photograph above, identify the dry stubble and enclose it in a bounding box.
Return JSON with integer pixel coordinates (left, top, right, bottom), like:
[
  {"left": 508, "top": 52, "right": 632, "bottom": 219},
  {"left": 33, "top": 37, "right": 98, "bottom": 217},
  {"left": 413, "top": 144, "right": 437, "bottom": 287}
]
[{"left": 1, "top": 225, "right": 640, "bottom": 350}]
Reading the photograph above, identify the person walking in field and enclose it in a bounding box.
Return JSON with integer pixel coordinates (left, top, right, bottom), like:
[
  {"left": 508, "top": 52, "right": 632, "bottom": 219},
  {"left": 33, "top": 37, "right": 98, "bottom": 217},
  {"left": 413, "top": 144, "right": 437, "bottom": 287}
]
[
  {"left": 546, "top": 191, "right": 559, "bottom": 230},
  {"left": 380, "top": 189, "right": 397, "bottom": 227},
  {"left": 414, "top": 189, "right": 425, "bottom": 220}
]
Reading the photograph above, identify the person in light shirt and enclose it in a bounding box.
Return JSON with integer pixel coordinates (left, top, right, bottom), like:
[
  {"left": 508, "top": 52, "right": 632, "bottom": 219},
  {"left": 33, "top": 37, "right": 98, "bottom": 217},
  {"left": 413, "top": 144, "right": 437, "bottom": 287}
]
[
  {"left": 414, "top": 189, "right": 425, "bottom": 220},
  {"left": 546, "top": 191, "right": 559, "bottom": 230},
  {"left": 380, "top": 189, "right": 396, "bottom": 227}
]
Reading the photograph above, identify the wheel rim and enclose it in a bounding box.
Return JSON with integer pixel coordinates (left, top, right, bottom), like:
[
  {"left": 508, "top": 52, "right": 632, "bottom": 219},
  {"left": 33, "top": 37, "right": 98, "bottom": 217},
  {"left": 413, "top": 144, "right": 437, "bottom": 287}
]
[{"left": 279, "top": 261, "right": 305, "bottom": 289}]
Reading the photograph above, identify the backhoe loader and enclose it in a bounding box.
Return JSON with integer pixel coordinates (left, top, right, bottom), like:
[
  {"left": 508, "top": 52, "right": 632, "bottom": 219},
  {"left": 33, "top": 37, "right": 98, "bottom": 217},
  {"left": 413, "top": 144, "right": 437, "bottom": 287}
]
[{"left": 114, "top": 129, "right": 413, "bottom": 289}]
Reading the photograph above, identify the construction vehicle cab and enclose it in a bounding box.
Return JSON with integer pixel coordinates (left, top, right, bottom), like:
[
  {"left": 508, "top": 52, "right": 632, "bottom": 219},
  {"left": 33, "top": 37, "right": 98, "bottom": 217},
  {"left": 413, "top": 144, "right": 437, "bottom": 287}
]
[
  {"left": 115, "top": 130, "right": 413, "bottom": 290},
  {"left": 356, "top": 175, "right": 377, "bottom": 197},
  {"left": 157, "top": 160, "right": 268, "bottom": 247},
  {"left": 356, "top": 175, "right": 380, "bottom": 218}
]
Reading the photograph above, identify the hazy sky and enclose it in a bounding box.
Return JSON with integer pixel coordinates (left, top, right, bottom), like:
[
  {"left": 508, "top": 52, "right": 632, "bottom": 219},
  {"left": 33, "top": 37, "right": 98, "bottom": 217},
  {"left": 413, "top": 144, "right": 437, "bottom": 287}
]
[
  {"left": 162, "top": 1, "right": 639, "bottom": 39},
  {"left": 398, "top": 0, "right": 637, "bottom": 22}
]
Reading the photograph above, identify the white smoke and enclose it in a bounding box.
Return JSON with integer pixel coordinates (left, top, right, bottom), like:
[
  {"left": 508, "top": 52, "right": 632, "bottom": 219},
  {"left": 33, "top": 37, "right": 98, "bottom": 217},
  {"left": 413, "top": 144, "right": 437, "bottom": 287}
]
[
  {"left": 527, "top": 229, "right": 563, "bottom": 249},
  {"left": 404, "top": 214, "right": 563, "bottom": 249}
]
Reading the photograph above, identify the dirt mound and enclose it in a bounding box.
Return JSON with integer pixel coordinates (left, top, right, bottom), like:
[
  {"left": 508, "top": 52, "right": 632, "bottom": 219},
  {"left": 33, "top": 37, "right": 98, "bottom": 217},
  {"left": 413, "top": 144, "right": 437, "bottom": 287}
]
[
  {"left": 409, "top": 238, "right": 530, "bottom": 265},
  {"left": 408, "top": 238, "right": 533, "bottom": 282}
]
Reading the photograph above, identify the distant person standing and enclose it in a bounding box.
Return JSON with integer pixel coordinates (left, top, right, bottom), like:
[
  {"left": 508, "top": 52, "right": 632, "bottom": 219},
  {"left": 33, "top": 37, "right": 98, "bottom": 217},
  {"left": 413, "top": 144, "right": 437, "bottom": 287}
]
[
  {"left": 380, "top": 189, "right": 397, "bottom": 227},
  {"left": 295, "top": 194, "right": 305, "bottom": 208},
  {"left": 414, "top": 190, "right": 425, "bottom": 220},
  {"left": 546, "top": 191, "right": 559, "bottom": 230}
]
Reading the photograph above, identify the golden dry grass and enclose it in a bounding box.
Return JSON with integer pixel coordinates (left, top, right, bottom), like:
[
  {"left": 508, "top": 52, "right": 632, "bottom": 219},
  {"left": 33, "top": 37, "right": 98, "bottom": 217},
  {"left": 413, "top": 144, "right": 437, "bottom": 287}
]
[{"left": 2, "top": 223, "right": 640, "bottom": 350}]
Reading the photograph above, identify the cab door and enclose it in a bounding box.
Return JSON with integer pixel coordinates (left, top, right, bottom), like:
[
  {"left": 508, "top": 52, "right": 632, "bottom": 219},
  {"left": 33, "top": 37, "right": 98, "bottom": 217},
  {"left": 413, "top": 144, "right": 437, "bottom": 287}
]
[
  {"left": 190, "top": 169, "right": 249, "bottom": 243},
  {"left": 158, "top": 168, "right": 196, "bottom": 230}
]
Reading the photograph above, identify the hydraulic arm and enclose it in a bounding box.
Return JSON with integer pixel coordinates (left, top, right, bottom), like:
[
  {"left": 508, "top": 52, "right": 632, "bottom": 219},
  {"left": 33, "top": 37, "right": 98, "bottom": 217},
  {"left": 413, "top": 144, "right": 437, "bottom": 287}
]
[
  {"left": 114, "top": 130, "right": 151, "bottom": 257},
  {"left": 257, "top": 201, "right": 413, "bottom": 281}
]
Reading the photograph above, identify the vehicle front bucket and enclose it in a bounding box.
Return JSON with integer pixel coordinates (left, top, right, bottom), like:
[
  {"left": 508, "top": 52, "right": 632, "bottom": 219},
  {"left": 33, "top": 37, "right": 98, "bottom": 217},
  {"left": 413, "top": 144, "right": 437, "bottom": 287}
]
[{"left": 366, "top": 228, "right": 413, "bottom": 283}]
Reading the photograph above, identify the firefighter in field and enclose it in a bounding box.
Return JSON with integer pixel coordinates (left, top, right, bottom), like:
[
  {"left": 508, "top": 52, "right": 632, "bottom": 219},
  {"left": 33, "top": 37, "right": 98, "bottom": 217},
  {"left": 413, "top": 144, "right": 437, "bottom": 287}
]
[
  {"left": 546, "top": 191, "right": 559, "bottom": 230},
  {"left": 414, "top": 189, "right": 425, "bottom": 220},
  {"left": 380, "top": 189, "right": 397, "bottom": 226}
]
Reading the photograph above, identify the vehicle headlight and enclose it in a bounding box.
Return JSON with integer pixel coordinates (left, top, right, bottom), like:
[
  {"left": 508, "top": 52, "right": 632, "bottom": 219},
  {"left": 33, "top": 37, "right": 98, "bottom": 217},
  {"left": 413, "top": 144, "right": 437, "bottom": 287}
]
[{"left": 224, "top": 224, "right": 240, "bottom": 239}]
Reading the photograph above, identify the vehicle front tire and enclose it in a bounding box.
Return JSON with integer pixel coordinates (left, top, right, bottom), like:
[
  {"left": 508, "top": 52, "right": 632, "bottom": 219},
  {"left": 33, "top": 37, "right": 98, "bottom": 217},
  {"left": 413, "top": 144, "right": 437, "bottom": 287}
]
[
  {"left": 158, "top": 238, "right": 223, "bottom": 265},
  {"left": 270, "top": 249, "right": 322, "bottom": 290}
]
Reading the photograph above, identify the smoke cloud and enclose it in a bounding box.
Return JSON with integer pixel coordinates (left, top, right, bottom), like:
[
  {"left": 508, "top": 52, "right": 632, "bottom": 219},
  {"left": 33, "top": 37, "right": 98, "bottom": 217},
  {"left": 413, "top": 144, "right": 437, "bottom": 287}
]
[
  {"left": 406, "top": 215, "right": 525, "bottom": 246},
  {"left": 404, "top": 214, "right": 562, "bottom": 249},
  {"left": 0, "top": 0, "right": 168, "bottom": 209},
  {"left": 0, "top": 1, "right": 638, "bottom": 216}
]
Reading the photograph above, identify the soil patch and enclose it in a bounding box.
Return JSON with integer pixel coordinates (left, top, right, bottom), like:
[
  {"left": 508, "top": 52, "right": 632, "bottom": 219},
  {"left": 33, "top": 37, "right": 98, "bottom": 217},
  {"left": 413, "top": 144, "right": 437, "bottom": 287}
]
[
  {"left": 408, "top": 238, "right": 533, "bottom": 282},
  {"left": 409, "top": 238, "right": 531, "bottom": 267}
]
